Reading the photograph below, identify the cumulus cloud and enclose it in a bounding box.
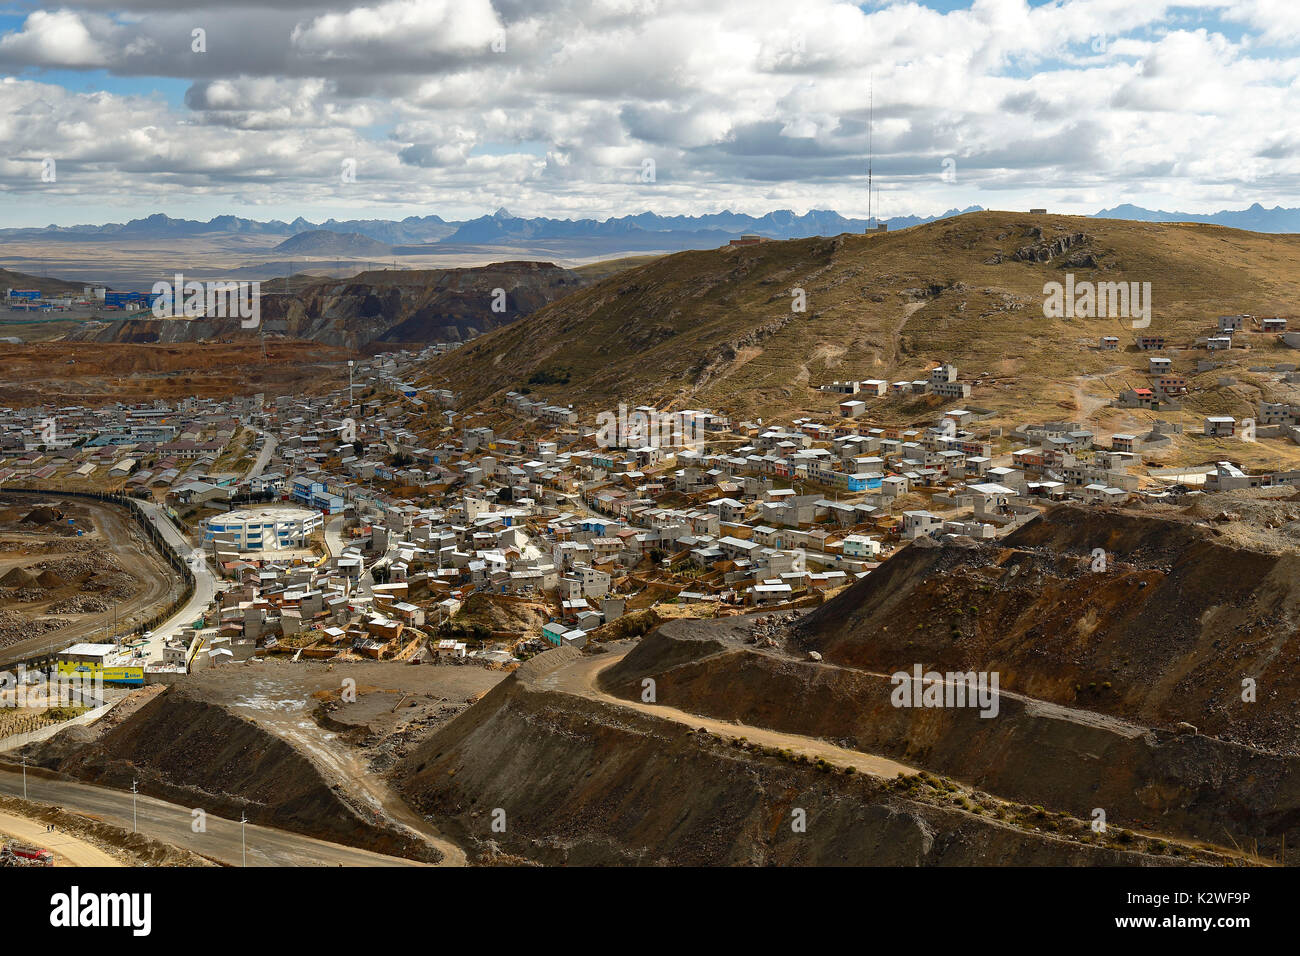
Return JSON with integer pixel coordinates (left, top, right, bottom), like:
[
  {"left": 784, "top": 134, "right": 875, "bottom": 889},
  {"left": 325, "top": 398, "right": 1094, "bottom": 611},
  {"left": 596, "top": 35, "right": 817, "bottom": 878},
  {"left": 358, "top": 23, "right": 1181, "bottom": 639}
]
[
  {"left": 0, "top": 9, "right": 116, "bottom": 67},
  {"left": 0, "top": 0, "right": 1297, "bottom": 223}
]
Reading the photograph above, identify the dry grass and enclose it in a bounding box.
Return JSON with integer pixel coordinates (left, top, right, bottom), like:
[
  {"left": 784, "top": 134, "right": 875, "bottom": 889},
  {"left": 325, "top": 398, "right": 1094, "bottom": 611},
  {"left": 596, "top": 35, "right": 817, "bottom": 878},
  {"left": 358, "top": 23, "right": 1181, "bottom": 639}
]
[{"left": 420, "top": 212, "right": 1300, "bottom": 441}]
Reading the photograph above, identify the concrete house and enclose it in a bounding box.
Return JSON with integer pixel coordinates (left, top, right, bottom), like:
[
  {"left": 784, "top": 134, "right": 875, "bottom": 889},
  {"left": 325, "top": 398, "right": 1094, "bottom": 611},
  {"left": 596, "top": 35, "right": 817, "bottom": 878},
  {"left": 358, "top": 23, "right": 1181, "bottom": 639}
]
[
  {"left": 706, "top": 497, "right": 746, "bottom": 523},
  {"left": 839, "top": 533, "right": 881, "bottom": 558},
  {"left": 1111, "top": 434, "right": 1140, "bottom": 453},
  {"left": 901, "top": 510, "right": 944, "bottom": 539},
  {"left": 1204, "top": 416, "right": 1237, "bottom": 437}
]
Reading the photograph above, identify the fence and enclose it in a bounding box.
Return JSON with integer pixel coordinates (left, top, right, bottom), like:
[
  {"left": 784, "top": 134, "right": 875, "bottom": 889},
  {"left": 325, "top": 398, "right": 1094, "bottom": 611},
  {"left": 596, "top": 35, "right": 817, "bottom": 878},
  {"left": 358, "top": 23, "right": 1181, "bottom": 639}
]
[{"left": 0, "top": 700, "right": 117, "bottom": 753}]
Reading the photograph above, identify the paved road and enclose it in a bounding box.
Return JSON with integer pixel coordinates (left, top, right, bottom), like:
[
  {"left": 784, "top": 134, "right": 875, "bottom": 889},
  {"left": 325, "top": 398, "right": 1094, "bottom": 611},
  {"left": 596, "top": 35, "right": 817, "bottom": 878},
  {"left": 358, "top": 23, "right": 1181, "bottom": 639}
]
[
  {"left": 245, "top": 429, "right": 278, "bottom": 480},
  {"left": 324, "top": 513, "right": 378, "bottom": 600},
  {"left": 0, "top": 769, "right": 423, "bottom": 867},
  {"left": 134, "top": 499, "right": 217, "bottom": 649},
  {"left": 0, "top": 809, "right": 121, "bottom": 867},
  {"left": 324, "top": 513, "right": 348, "bottom": 559}
]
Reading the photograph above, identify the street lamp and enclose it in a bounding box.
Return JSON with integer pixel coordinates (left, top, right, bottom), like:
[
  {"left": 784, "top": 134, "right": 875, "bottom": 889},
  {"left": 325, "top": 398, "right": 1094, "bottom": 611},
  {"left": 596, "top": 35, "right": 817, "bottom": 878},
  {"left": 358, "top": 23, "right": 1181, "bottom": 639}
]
[
  {"left": 131, "top": 779, "right": 138, "bottom": 832},
  {"left": 240, "top": 812, "right": 248, "bottom": 867}
]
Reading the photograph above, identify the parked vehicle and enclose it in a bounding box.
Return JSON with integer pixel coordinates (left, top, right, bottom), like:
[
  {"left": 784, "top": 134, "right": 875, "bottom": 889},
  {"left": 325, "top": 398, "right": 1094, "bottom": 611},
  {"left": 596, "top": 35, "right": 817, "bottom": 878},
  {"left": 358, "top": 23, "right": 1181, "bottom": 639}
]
[{"left": 2, "top": 842, "right": 54, "bottom": 866}]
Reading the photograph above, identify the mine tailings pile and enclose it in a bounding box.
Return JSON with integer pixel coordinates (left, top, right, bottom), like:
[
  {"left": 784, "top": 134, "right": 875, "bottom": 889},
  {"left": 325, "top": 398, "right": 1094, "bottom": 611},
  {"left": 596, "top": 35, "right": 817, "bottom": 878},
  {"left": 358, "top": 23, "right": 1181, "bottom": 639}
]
[
  {"left": 393, "top": 646, "right": 1211, "bottom": 865},
  {"left": 597, "top": 505, "right": 1300, "bottom": 863},
  {"left": 21, "top": 686, "right": 442, "bottom": 863}
]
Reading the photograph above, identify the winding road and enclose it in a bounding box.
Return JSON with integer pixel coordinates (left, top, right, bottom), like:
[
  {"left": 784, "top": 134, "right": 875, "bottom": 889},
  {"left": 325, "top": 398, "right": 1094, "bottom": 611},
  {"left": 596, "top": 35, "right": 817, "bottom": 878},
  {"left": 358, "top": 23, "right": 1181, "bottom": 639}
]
[{"left": 536, "top": 644, "right": 916, "bottom": 778}]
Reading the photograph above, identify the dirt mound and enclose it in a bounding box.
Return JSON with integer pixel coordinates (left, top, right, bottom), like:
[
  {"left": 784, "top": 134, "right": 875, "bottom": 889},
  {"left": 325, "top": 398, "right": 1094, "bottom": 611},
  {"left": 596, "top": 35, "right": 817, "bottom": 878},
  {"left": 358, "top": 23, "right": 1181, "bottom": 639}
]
[
  {"left": 35, "top": 570, "right": 64, "bottom": 588},
  {"left": 20, "top": 507, "right": 63, "bottom": 526},
  {"left": 601, "top": 617, "right": 1300, "bottom": 863},
  {"left": 81, "top": 572, "right": 135, "bottom": 598},
  {"left": 790, "top": 504, "right": 1300, "bottom": 754},
  {"left": 0, "top": 609, "right": 67, "bottom": 647},
  {"left": 47, "top": 596, "right": 110, "bottom": 614},
  {"left": 452, "top": 592, "right": 552, "bottom": 635},
  {"left": 22, "top": 685, "right": 439, "bottom": 862},
  {"left": 0, "top": 567, "right": 36, "bottom": 588}
]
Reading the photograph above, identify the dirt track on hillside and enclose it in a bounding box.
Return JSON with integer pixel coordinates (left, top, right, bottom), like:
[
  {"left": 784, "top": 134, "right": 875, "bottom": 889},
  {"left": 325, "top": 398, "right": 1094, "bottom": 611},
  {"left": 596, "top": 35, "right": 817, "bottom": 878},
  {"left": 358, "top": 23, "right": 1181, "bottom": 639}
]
[{"left": 551, "top": 645, "right": 916, "bottom": 778}]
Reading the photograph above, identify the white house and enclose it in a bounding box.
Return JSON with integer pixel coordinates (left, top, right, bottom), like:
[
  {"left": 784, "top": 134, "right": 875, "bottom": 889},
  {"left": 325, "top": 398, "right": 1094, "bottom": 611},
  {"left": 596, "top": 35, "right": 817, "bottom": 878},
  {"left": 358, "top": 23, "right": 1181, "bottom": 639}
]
[{"left": 839, "top": 534, "right": 881, "bottom": 558}]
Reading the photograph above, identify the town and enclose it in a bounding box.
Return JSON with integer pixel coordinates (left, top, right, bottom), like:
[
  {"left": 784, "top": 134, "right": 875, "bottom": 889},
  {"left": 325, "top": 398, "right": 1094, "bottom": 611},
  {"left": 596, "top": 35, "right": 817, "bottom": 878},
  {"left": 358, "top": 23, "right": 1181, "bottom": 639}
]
[{"left": 1, "top": 306, "right": 1298, "bottom": 693}]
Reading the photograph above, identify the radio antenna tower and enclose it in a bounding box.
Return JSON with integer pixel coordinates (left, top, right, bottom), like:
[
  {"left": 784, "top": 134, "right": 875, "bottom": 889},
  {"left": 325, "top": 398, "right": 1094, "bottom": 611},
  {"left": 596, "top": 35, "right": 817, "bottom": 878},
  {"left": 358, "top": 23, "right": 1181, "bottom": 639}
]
[{"left": 868, "top": 76, "right": 874, "bottom": 229}]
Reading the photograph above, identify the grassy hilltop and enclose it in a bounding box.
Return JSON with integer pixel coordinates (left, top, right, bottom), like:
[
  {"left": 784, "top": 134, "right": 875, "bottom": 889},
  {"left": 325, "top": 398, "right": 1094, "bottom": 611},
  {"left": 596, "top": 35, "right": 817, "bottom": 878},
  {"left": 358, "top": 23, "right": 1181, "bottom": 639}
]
[{"left": 418, "top": 211, "right": 1300, "bottom": 448}]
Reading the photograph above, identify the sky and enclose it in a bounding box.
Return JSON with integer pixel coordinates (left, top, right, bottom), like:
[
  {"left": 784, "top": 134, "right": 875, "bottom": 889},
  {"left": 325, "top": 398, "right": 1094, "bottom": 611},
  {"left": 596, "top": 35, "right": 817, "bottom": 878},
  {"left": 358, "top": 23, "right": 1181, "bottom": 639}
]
[{"left": 0, "top": 0, "right": 1298, "bottom": 227}]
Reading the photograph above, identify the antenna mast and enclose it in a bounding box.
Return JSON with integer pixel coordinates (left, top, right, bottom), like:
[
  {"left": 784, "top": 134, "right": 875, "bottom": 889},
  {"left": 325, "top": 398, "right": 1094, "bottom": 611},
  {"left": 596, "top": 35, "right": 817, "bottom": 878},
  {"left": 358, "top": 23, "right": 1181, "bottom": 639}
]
[{"left": 868, "top": 77, "right": 873, "bottom": 229}]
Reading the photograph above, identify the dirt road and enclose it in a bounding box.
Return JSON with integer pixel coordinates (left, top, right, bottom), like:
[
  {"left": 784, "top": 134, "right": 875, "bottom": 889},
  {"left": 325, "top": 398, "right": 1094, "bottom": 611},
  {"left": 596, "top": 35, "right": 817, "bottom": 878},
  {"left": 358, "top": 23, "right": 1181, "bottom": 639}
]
[
  {"left": 539, "top": 646, "right": 916, "bottom": 778},
  {"left": 269, "top": 715, "right": 467, "bottom": 866},
  {"left": 538, "top": 641, "right": 1266, "bottom": 864},
  {"left": 0, "top": 809, "right": 121, "bottom": 867},
  {"left": 0, "top": 494, "right": 184, "bottom": 667}
]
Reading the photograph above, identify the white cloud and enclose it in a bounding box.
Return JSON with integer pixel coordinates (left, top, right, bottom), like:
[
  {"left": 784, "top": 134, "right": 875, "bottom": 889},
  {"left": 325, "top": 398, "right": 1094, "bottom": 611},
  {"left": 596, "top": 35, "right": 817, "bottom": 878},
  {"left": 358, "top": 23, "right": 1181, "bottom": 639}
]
[
  {"left": 0, "top": 0, "right": 1297, "bottom": 223},
  {"left": 0, "top": 10, "right": 115, "bottom": 67}
]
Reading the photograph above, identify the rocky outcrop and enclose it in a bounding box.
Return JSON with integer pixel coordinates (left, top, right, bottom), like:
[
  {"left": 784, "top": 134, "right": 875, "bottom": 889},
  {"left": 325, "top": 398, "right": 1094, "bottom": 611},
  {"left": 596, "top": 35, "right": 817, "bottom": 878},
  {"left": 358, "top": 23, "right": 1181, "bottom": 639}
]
[{"left": 1011, "top": 230, "right": 1091, "bottom": 263}]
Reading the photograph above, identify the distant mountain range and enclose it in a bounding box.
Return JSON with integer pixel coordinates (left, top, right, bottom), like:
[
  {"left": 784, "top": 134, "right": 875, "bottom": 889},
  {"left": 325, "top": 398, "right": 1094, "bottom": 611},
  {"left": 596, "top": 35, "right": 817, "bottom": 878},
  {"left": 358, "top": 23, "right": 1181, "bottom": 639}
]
[
  {"left": 0, "top": 206, "right": 980, "bottom": 245},
  {"left": 3, "top": 202, "right": 1298, "bottom": 249},
  {"left": 273, "top": 229, "right": 393, "bottom": 256},
  {"left": 1090, "top": 202, "right": 1300, "bottom": 233}
]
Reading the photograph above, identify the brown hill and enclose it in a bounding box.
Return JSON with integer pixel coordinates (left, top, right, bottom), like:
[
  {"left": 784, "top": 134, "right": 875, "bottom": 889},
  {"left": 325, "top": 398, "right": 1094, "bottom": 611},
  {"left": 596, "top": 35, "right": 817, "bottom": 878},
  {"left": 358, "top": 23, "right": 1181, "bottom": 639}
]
[
  {"left": 414, "top": 211, "right": 1300, "bottom": 425},
  {"left": 597, "top": 503, "right": 1300, "bottom": 862},
  {"left": 396, "top": 646, "right": 1204, "bottom": 865},
  {"left": 0, "top": 268, "right": 85, "bottom": 297},
  {"left": 22, "top": 684, "right": 439, "bottom": 860},
  {"left": 65, "top": 260, "right": 588, "bottom": 350}
]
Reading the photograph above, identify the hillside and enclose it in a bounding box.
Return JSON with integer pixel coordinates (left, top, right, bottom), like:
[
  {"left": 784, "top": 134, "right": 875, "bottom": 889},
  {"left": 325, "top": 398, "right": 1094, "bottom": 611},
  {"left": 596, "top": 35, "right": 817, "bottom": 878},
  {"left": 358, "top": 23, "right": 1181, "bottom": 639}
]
[
  {"left": 416, "top": 211, "right": 1300, "bottom": 429},
  {"left": 593, "top": 502, "right": 1300, "bottom": 863},
  {"left": 395, "top": 645, "right": 1213, "bottom": 865},
  {"left": 65, "top": 260, "right": 588, "bottom": 350},
  {"left": 0, "top": 268, "right": 86, "bottom": 296}
]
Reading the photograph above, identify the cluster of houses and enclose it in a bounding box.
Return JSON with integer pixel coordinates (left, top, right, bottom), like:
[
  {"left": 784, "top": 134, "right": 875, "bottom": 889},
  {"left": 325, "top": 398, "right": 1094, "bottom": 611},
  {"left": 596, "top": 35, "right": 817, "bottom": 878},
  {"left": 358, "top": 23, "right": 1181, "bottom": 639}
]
[
  {"left": 15, "top": 331, "right": 1300, "bottom": 677},
  {"left": 0, "top": 398, "right": 250, "bottom": 490},
  {"left": 821, "top": 363, "right": 973, "bottom": 410}
]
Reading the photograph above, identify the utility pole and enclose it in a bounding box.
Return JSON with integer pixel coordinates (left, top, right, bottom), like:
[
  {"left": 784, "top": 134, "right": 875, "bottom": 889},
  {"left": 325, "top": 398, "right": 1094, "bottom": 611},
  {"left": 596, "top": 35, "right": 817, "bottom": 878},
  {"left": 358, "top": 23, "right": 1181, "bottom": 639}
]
[
  {"left": 131, "top": 779, "right": 138, "bottom": 832},
  {"left": 241, "top": 812, "right": 248, "bottom": 867},
  {"left": 348, "top": 360, "right": 355, "bottom": 408},
  {"left": 21, "top": 755, "right": 26, "bottom": 799}
]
